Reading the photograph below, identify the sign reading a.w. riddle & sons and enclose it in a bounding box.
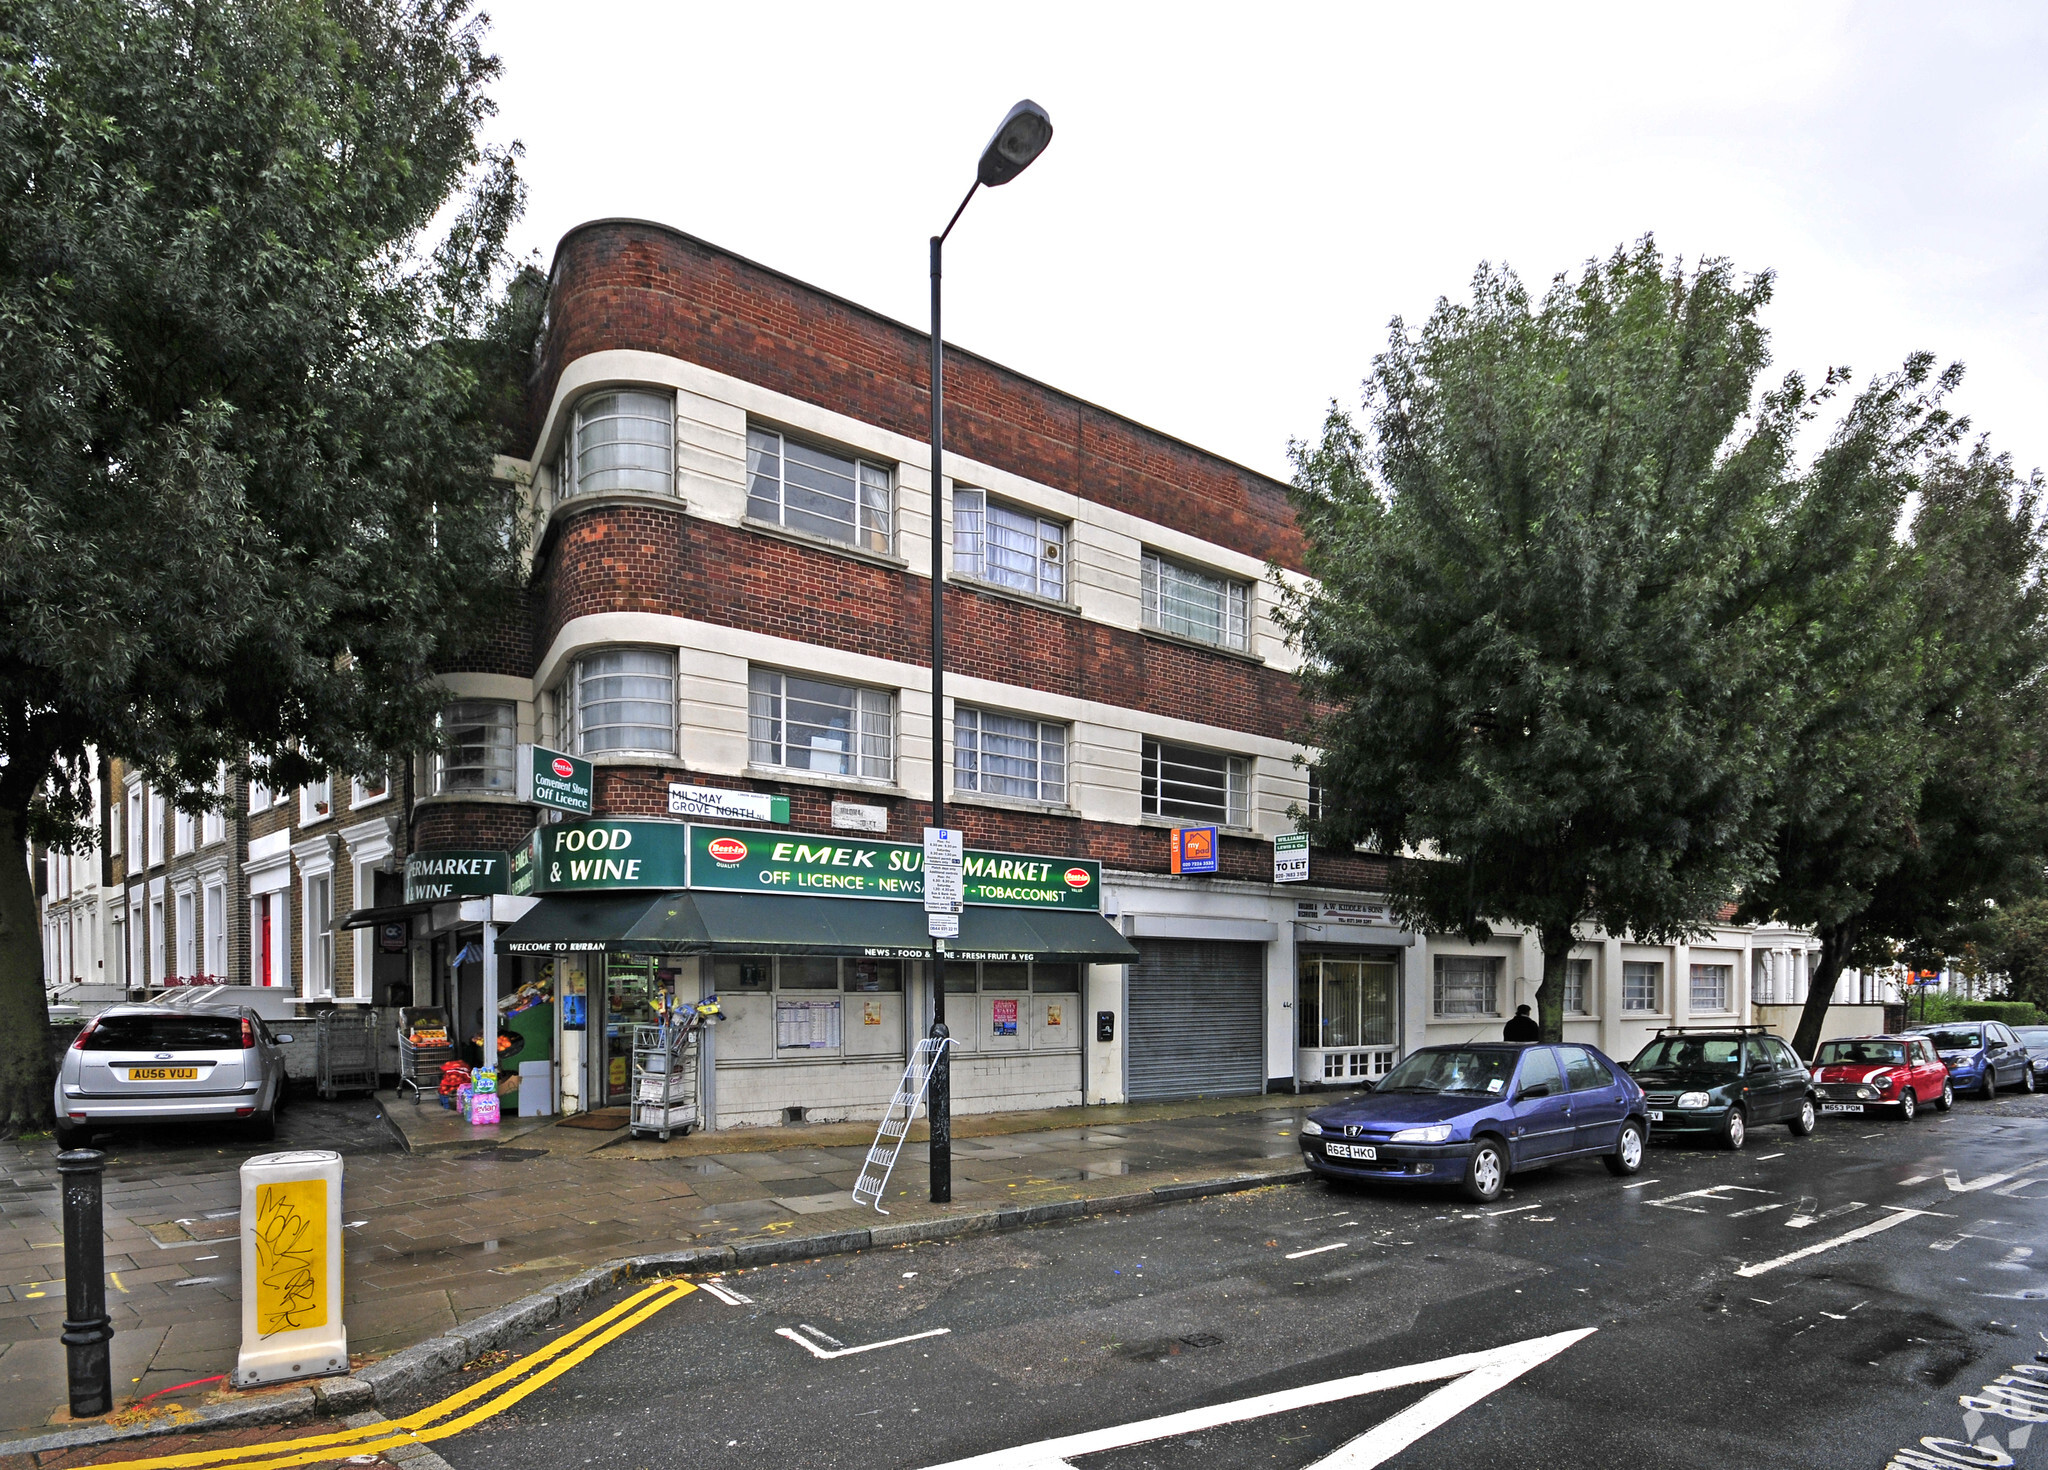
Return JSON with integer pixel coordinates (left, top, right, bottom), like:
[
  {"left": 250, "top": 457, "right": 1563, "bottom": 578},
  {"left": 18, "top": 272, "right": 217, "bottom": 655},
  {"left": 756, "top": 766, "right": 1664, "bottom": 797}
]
[
  {"left": 404, "top": 851, "right": 510, "bottom": 903},
  {"left": 690, "top": 826, "right": 1100, "bottom": 910},
  {"left": 517, "top": 744, "right": 593, "bottom": 816},
  {"left": 521, "top": 819, "right": 691, "bottom": 893}
]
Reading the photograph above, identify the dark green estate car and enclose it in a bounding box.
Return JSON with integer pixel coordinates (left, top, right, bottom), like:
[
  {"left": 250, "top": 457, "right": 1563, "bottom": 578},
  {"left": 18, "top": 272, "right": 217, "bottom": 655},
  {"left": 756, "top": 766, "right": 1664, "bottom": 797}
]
[{"left": 1624, "top": 1027, "right": 1818, "bottom": 1149}]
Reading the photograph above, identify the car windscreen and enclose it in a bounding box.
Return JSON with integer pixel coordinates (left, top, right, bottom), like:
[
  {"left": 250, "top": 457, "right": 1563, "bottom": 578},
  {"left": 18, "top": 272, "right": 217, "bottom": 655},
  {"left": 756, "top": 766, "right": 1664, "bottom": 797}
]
[
  {"left": 2016, "top": 1029, "right": 2048, "bottom": 1047},
  {"left": 1630, "top": 1037, "right": 1741, "bottom": 1075},
  {"left": 1374, "top": 1049, "right": 1518, "bottom": 1096},
  {"left": 82, "top": 1014, "right": 244, "bottom": 1051},
  {"left": 1815, "top": 1040, "right": 1904, "bottom": 1066},
  {"left": 1922, "top": 1028, "right": 1983, "bottom": 1052}
]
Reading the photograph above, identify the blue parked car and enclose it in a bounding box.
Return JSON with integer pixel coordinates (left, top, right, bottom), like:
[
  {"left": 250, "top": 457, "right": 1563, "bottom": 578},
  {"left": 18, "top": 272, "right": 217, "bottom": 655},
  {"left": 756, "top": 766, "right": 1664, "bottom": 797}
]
[
  {"left": 1908, "top": 1022, "right": 2037, "bottom": 1100},
  {"left": 1299, "top": 1042, "right": 1649, "bottom": 1203}
]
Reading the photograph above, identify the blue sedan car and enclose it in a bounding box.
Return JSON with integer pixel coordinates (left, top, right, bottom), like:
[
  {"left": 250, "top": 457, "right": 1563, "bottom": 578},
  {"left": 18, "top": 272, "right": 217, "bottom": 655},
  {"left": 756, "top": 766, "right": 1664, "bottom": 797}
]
[
  {"left": 1908, "top": 1022, "right": 2036, "bottom": 1100},
  {"left": 1300, "top": 1042, "right": 1648, "bottom": 1203}
]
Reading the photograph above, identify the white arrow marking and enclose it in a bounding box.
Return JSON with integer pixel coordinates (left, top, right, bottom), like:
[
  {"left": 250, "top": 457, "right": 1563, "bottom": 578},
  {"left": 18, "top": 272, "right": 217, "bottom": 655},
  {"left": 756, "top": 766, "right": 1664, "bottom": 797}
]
[
  {"left": 1736, "top": 1207, "right": 1936, "bottom": 1277},
  {"left": 699, "top": 1280, "right": 752, "bottom": 1306},
  {"left": 777, "top": 1325, "right": 951, "bottom": 1360},
  {"left": 1646, "top": 1185, "right": 1774, "bottom": 1214},
  {"left": 1945, "top": 1170, "right": 2016, "bottom": 1193},
  {"left": 915, "top": 1328, "right": 1597, "bottom": 1470}
]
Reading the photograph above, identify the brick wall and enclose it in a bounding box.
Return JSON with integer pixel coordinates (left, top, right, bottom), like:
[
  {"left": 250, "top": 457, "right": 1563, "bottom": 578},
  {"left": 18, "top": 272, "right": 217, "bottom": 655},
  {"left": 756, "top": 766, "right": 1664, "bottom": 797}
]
[
  {"left": 531, "top": 221, "right": 1306, "bottom": 572},
  {"left": 414, "top": 801, "right": 539, "bottom": 853},
  {"left": 538, "top": 506, "right": 1309, "bottom": 740}
]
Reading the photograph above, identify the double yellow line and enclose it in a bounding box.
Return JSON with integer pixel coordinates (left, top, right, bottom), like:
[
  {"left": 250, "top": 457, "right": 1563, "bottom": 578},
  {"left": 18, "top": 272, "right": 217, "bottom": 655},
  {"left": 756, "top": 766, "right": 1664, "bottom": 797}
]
[{"left": 92, "top": 1279, "right": 696, "bottom": 1470}]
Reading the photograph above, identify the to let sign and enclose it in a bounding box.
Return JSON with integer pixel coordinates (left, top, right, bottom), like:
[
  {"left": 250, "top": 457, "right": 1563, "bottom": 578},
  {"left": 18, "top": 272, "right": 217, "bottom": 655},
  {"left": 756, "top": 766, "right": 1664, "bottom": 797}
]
[
  {"left": 1169, "top": 826, "right": 1219, "bottom": 875},
  {"left": 1273, "top": 831, "right": 1310, "bottom": 883},
  {"left": 517, "top": 745, "right": 593, "bottom": 816}
]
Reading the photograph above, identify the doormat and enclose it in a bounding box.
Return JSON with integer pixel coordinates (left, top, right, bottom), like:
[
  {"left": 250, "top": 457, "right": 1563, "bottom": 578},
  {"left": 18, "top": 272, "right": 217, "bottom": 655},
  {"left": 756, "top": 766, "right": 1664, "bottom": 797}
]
[{"left": 559, "top": 1109, "right": 630, "bottom": 1131}]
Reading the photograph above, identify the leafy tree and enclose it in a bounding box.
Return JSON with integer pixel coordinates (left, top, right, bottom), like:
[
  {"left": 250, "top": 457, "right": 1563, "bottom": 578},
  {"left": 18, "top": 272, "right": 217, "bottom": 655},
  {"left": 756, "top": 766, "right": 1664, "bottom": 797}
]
[
  {"left": 1978, "top": 897, "right": 2048, "bottom": 1011},
  {"left": 1284, "top": 241, "right": 1819, "bottom": 1041},
  {"left": 0, "top": 0, "right": 535, "bottom": 1135}
]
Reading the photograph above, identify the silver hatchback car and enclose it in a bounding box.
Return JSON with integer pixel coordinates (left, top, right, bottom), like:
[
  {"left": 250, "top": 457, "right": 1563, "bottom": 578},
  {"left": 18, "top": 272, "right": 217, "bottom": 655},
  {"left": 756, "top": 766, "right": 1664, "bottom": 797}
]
[{"left": 54, "top": 1005, "right": 293, "bottom": 1149}]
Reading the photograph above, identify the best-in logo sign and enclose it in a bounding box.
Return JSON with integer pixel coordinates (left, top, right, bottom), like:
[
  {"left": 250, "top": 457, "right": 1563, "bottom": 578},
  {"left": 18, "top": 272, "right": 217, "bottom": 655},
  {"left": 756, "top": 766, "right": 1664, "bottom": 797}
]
[
  {"left": 707, "top": 837, "right": 749, "bottom": 866},
  {"left": 1064, "top": 867, "right": 1091, "bottom": 889},
  {"left": 551, "top": 756, "right": 574, "bottom": 779}
]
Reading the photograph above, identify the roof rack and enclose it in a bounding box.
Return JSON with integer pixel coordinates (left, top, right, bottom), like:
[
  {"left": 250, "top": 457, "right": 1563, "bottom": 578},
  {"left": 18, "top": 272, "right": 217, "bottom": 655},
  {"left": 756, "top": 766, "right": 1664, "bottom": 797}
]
[{"left": 1651, "top": 1024, "right": 1775, "bottom": 1036}]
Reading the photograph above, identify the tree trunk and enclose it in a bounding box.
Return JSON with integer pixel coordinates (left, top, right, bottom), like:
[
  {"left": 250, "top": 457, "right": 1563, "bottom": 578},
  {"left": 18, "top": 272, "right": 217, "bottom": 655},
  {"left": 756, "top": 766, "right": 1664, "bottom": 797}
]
[
  {"left": 1535, "top": 922, "right": 1577, "bottom": 1043},
  {"left": 0, "top": 800, "right": 56, "bottom": 1136},
  {"left": 1790, "top": 921, "right": 1858, "bottom": 1061}
]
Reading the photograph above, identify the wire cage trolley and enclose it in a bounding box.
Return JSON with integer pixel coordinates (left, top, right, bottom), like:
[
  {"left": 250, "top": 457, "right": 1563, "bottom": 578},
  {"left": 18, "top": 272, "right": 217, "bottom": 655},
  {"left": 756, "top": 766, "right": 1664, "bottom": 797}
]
[
  {"left": 397, "top": 1006, "right": 456, "bottom": 1103},
  {"left": 630, "top": 1000, "right": 715, "bottom": 1142},
  {"left": 315, "top": 1008, "right": 379, "bottom": 1099}
]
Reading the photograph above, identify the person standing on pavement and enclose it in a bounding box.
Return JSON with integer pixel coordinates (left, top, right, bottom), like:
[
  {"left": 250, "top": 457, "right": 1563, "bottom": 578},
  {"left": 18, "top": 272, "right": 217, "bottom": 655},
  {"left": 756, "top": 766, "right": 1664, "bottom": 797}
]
[{"left": 1504, "top": 1004, "right": 1542, "bottom": 1042}]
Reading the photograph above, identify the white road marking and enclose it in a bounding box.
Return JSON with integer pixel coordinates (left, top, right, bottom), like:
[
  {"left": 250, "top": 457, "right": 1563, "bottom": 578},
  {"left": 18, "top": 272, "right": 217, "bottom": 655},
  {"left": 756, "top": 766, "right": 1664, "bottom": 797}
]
[
  {"left": 1646, "top": 1185, "right": 1773, "bottom": 1214},
  {"left": 1736, "top": 1207, "right": 1937, "bottom": 1278},
  {"left": 1728, "top": 1202, "right": 1789, "bottom": 1219},
  {"left": 913, "top": 1328, "right": 1598, "bottom": 1470},
  {"left": 1286, "top": 1242, "right": 1350, "bottom": 1260},
  {"left": 1945, "top": 1170, "right": 2017, "bottom": 1193},
  {"left": 1483, "top": 1204, "right": 1542, "bottom": 1218},
  {"left": 699, "top": 1280, "right": 753, "bottom": 1306},
  {"left": 1993, "top": 1176, "right": 2048, "bottom": 1198},
  {"left": 1931, "top": 1219, "right": 2005, "bottom": 1253},
  {"left": 777, "top": 1325, "right": 952, "bottom": 1360},
  {"left": 1755, "top": 1153, "right": 1785, "bottom": 1161},
  {"left": 1620, "top": 1179, "right": 1661, "bottom": 1190},
  {"left": 1899, "top": 1174, "right": 1936, "bottom": 1186}
]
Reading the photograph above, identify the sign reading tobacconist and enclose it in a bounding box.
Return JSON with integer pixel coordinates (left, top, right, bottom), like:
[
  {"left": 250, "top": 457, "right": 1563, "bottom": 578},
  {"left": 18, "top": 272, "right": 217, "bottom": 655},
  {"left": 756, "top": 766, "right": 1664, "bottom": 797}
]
[{"left": 509, "top": 819, "right": 1099, "bottom": 910}]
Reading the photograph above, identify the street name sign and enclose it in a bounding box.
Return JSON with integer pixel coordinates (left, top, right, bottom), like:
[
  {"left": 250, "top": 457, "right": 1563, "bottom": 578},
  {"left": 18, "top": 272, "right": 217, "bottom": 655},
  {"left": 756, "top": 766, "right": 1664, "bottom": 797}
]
[{"left": 668, "top": 784, "right": 790, "bottom": 824}]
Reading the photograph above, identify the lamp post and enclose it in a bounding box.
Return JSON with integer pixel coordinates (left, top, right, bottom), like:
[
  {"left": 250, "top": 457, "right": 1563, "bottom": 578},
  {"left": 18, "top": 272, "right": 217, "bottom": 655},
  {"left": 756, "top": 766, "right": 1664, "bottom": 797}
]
[{"left": 927, "top": 100, "right": 1054, "bottom": 1204}]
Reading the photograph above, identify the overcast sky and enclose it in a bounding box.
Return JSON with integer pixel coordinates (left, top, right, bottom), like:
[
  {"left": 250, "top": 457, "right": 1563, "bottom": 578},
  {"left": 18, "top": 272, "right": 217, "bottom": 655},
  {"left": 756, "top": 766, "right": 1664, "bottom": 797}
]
[{"left": 480, "top": 2, "right": 2048, "bottom": 485}]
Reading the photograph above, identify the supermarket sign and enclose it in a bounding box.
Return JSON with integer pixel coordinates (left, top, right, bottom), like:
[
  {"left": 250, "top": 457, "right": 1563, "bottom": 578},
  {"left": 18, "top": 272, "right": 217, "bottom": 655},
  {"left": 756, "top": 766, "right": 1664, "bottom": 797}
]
[
  {"left": 508, "top": 821, "right": 1101, "bottom": 910},
  {"left": 405, "top": 850, "right": 510, "bottom": 903}
]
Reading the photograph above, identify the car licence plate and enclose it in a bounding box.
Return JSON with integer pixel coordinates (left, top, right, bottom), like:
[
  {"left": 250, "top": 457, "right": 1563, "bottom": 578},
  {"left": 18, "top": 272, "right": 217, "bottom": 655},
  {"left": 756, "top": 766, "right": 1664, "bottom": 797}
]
[
  {"left": 1325, "top": 1142, "right": 1377, "bottom": 1161},
  {"left": 1647, "top": 1110, "right": 1664, "bottom": 1122},
  {"left": 127, "top": 1067, "right": 198, "bottom": 1081},
  {"left": 1821, "top": 1102, "right": 1864, "bottom": 1114}
]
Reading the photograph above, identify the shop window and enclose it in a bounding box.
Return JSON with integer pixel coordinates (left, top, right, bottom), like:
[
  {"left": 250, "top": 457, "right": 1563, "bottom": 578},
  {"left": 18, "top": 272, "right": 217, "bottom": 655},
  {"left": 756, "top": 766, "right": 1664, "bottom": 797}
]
[
  {"left": 957, "top": 707, "right": 1066, "bottom": 804},
  {"left": 1433, "top": 956, "right": 1500, "bottom": 1017},
  {"left": 1690, "top": 963, "right": 1731, "bottom": 1011},
  {"left": 1563, "top": 957, "right": 1593, "bottom": 1015},
  {"left": 1141, "top": 551, "right": 1249, "bottom": 651},
  {"left": 713, "top": 956, "right": 772, "bottom": 992},
  {"left": 780, "top": 956, "right": 840, "bottom": 990},
  {"left": 1300, "top": 955, "right": 1397, "bottom": 1048},
  {"left": 1142, "top": 737, "right": 1248, "bottom": 827},
  {"left": 954, "top": 490, "right": 1065, "bottom": 600},
  {"left": 1031, "top": 963, "right": 1080, "bottom": 994},
  {"left": 563, "top": 390, "right": 674, "bottom": 497},
  {"left": 1623, "top": 961, "right": 1663, "bottom": 1013},
  {"left": 845, "top": 958, "right": 903, "bottom": 993},
  {"left": 746, "top": 424, "right": 893, "bottom": 553},
  {"left": 439, "top": 700, "right": 516, "bottom": 792},
  {"left": 749, "top": 668, "right": 894, "bottom": 782},
  {"left": 573, "top": 648, "right": 676, "bottom": 755}
]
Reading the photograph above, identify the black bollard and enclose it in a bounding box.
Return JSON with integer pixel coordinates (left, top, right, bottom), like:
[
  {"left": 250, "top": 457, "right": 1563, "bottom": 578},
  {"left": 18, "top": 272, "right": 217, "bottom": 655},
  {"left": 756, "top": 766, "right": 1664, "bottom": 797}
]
[{"left": 57, "top": 1148, "right": 113, "bottom": 1418}]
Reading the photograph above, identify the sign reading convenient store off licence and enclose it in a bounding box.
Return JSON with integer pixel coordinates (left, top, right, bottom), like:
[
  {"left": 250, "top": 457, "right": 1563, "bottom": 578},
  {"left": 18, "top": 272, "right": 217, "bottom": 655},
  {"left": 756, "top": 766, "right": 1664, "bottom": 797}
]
[
  {"left": 516, "top": 744, "right": 593, "bottom": 816},
  {"left": 691, "top": 826, "right": 1099, "bottom": 910}
]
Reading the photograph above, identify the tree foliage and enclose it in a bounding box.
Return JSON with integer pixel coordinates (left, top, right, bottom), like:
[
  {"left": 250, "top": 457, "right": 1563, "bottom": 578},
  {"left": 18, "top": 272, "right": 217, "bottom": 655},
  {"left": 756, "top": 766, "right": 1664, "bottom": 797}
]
[{"left": 0, "top": 0, "right": 536, "bottom": 1133}]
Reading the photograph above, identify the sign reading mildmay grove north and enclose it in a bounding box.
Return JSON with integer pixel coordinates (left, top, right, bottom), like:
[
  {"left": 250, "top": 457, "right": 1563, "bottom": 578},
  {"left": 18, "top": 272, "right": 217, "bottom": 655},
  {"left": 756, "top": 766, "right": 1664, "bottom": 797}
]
[
  {"left": 405, "top": 851, "right": 511, "bottom": 904},
  {"left": 690, "top": 826, "right": 1100, "bottom": 910}
]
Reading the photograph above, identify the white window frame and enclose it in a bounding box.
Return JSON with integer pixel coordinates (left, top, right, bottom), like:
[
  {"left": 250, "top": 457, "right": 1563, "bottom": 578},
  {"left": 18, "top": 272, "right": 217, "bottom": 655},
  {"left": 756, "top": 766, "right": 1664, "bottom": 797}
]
[
  {"left": 175, "top": 887, "right": 196, "bottom": 979},
  {"left": 1141, "top": 737, "right": 1250, "bottom": 828},
  {"left": 438, "top": 700, "right": 517, "bottom": 792},
  {"left": 1623, "top": 961, "right": 1664, "bottom": 1013},
  {"left": 747, "top": 667, "right": 895, "bottom": 783},
  {"left": 174, "top": 805, "right": 196, "bottom": 856},
  {"left": 300, "top": 775, "right": 333, "bottom": 826},
  {"left": 203, "top": 880, "right": 227, "bottom": 978},
  {"left": 745, "top": 423, "right": 894, "bottom": 554},
  {"left": 303, "top": 871, "right": 334, "bottom": 1000},
  {"left": 956, "top": 706, "right": 1067, "bottom": 805},
  {"left": 148, "top": 892, "right": 165, "bottom": 986},
  {"left": 571, "top": 648, "right": 677, "bottom": 757},
  {"left": 1689, "top": 962, "right": 1732, "bottom": 1012},
  {"left": 126, "top": 892, "right": 144, "bottom": 987},
  {"left": 561, "top": 389, "right": 675, "bottom": 498},
  {"left": 146, "top": 787, "right": 165, "bottom": 867},
  {"left": 125, "top": 780, "right": 143, "bottom": 864},
  {"left": 953, "top": 489, "right": 1066, "bottom": 601},
  {"left": 350, "top": 768, "right": 392, "bottom": 808},
  {"left": 1563, "top": 957, "right": 1593, "bottom": 1016},
  {"left": 249, "top": 777, "right": 273, "bottom": 813},
  {"left": 1433, "top": 955, "right": 1501, "bottom": 1018},
  {"left": 1141, "top": 550, "right": 1250, "bottom": 652},
  {"left": 202, "top": 765, "right": 227, "bottom": 846}
]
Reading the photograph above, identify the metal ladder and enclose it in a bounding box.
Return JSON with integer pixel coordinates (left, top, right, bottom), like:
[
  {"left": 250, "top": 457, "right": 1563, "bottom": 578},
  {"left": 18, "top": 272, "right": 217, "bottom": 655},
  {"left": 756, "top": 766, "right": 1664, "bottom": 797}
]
[{"left": 852, "top": 1036, "right": 952, "bottom": 1214}]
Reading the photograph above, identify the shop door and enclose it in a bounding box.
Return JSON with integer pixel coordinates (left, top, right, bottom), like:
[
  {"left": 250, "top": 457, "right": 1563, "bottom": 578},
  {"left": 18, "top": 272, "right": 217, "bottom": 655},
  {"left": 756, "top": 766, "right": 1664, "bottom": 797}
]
[
  {"left": 1126, "top": 939, "right": 1265, "bottom": 1101},
  {"left": 600, "top": 955, "right": 664, "bottom": 1107}
]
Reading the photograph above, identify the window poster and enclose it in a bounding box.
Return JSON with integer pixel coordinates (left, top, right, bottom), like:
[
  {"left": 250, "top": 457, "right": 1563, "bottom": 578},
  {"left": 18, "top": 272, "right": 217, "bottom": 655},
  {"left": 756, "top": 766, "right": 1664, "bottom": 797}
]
[
  {"left": 1045, "top": 1004, "right": 1062, "bottom": 1027},
  {"left": 992, "top": 998, "right": 1019, "bottom": 1037},
  {"left": 862, "top": 999, "right": 883, "bottom": 1027},
  {"left": 776, "top": 998, "right": 842, "bottom": 1050}
]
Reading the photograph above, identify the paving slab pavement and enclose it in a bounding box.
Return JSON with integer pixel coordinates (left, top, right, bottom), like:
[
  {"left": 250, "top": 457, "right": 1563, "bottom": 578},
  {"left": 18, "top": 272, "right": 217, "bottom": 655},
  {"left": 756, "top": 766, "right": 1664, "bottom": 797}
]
[{"left": 0, "top": 1090, "right": 1320, "bottom": 1438}]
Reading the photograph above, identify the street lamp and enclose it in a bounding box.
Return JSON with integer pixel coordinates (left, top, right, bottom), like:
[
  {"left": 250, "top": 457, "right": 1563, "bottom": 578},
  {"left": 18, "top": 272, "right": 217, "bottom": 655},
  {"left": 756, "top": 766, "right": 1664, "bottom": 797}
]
[{"left": 927, "top": 100, "right": 1054, "bottom": 1205}]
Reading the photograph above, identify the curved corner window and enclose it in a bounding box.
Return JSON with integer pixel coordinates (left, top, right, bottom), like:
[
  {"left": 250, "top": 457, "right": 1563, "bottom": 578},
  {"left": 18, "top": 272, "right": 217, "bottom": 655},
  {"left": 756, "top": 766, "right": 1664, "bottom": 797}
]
[
  {"left": 565, "top": 390, "right": 674, "bottom": 497},
  {"left": 574, "top": 648, "right": 676, "bottom": 755},
  {"left": 439, "top": 701, "right": 516, "bottom": 793}
]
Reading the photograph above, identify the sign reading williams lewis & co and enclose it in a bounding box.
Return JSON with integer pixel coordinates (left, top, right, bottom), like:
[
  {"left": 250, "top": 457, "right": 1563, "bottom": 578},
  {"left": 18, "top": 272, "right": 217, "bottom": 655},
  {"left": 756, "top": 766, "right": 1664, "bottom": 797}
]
[
  {"left": 404, "top": 851, "right": 511, "bottom": 904},
  {"left": 691, "top": 826, "right": 1100, "bottom": 910},
  {"left": 517, "top": 744, "right": 593, "bottom": 816}
]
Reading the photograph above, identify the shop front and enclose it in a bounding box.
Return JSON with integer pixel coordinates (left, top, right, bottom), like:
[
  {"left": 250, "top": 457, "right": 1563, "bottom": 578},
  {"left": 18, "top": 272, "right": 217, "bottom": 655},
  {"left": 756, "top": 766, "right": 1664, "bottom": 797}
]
[{"left": 496, "top": 820, "right": 1136, "bottom": 1127}]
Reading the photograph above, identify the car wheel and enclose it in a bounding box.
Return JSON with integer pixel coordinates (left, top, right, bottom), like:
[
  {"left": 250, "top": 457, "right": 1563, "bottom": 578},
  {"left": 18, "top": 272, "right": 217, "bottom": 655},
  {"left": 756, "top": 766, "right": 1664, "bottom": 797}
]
[
  {"left": 52, "top": 1121, "right": 89, "bottom": 1150},
  {"left": 1603, "top": 1119, "right": 1646, "bottom": 1176},
  {"left": 1936, "top": 1081, "right": 1954, "bottom": 1112},
  {"left": 2024, "top": 1067, "right": 2037, "bottom": 1095},
  {"left": 1788, "top": 1097, "right": 1816, "bottom": 1137},
  {"left": 1461, "top": 1138, "right": 1507, "bottom": 1203},
  {"left": 1898, "top": 1087, "right": 1917, "bottom": 1122},
  {"left": 247, "top": 1109, "right": 277, "bottom": 1143},
  {"left": 1720, "top": 1106, "right": 1747, "bottom": 1151},
  {"left": 1981, "top": 1069, "right": 1999, "bottom": 1100}
]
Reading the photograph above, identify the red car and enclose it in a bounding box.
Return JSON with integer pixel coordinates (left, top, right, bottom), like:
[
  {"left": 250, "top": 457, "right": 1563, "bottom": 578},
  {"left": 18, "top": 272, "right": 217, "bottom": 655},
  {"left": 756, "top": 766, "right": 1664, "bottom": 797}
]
[{"left": 1809, "top": 1034, "right": 1954, "bottom": 1119}]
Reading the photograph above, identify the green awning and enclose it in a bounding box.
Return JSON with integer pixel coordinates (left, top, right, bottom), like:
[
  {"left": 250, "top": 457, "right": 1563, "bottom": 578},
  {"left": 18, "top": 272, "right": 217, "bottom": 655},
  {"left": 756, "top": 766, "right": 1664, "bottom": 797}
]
[{"left": 496, "top": 891, "right": 1136, "bottom": 963}]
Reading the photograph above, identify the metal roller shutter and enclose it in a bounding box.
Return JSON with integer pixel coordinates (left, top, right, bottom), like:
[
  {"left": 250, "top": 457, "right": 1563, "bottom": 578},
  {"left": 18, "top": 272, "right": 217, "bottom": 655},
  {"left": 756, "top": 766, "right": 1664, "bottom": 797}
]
[{"left": 1126, "top": 939, "right": 1265, "bottom": 1100}]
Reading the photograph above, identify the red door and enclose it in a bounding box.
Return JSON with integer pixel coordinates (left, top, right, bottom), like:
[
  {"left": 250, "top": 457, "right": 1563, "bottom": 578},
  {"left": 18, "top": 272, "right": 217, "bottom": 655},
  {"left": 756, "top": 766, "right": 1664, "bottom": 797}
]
[{"left": 1911, "top": 1037, "right": 1944, "bottom": 1101}]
